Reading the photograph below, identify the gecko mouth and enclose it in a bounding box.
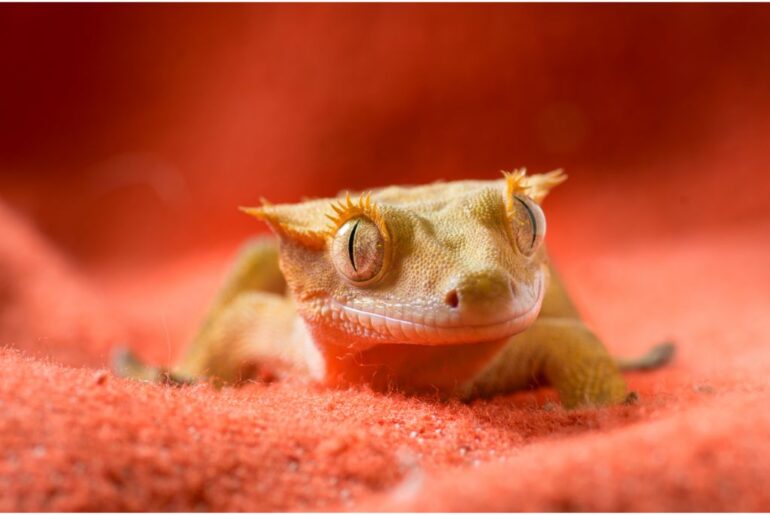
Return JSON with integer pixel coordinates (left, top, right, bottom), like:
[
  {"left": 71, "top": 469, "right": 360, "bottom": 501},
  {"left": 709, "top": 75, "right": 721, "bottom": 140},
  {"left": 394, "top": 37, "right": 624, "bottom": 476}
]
[{"left": 308, "top": 275, "right": 545, "bottom": 346}]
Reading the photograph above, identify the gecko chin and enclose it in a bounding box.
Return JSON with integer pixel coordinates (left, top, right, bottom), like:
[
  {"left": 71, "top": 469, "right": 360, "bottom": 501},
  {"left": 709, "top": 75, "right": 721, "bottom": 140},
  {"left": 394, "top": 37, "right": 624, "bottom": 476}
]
[{"left": 303, "top": 274, "right": 545, "bottom": 348}]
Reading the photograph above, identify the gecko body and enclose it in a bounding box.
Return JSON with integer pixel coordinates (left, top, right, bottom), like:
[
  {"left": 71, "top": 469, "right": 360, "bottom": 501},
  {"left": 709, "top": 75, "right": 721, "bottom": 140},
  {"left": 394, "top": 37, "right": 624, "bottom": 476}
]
[{"left": 115, "top": 170, "right": 673, "bottom": 407}]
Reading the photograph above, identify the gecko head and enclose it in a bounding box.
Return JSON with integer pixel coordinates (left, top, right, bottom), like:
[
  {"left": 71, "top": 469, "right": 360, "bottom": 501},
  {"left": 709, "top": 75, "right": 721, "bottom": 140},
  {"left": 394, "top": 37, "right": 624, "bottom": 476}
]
[{"left": 243, "top": 169, "right": 566, "bottom": 351}]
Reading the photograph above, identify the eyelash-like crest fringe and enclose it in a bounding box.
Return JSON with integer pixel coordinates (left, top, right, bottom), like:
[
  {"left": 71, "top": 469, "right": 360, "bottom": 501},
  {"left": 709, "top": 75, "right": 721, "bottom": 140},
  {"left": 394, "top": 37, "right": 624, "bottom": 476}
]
[
  {"left": 503, "top": 168, "right": 567, "bottom": 214},
  {"left": 324, "top": 192, "right": 389, "bottom": 241},
  {"left": 503, "top": 168, "right": 529, "bottom": 217}
]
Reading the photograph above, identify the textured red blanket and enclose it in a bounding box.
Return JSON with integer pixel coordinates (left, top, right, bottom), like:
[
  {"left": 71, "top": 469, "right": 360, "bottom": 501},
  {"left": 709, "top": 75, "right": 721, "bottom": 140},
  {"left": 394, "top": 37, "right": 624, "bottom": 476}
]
[
  {"left": 1, "top": 5, "right": 769, "bottom": 511},
  {"left": 2, "top": 180, "right": 769, "bottom": 511}
]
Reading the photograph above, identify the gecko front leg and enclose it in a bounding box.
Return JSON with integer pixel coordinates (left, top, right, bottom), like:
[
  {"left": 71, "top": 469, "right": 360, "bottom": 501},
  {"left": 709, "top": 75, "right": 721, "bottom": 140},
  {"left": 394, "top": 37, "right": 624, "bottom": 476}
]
[
  {"left": 468, "top": 318, "right": 629, "bottom": 408},
  {"left": 465, "top": 260, "right": 672, "bottom": 407},
  {"left": 114, "top": 236, "right": 304, "bottom": 385},
  {"left": 536, "top": 318, "right": 630, "bottom": 407}
]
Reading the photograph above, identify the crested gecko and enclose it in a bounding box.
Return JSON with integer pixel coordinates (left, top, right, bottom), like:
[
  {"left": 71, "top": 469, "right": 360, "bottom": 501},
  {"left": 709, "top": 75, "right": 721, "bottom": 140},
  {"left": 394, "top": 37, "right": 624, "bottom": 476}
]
[{"left": 115, "top": 170, "right": 673, "bottom": 408}]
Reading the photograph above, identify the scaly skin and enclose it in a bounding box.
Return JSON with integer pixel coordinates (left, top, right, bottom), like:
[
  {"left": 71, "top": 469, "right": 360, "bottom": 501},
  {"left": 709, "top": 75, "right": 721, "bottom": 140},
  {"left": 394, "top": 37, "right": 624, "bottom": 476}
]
[{"left": 114, "top": 170, "right": 673, "bottom": 408}]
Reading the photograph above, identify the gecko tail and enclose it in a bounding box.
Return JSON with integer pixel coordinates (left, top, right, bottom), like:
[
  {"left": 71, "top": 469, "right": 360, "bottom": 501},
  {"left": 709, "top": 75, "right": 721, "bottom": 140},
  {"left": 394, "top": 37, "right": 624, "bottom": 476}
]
[{"left": 615, "top": 342, "right": 676, "bottom": 372}]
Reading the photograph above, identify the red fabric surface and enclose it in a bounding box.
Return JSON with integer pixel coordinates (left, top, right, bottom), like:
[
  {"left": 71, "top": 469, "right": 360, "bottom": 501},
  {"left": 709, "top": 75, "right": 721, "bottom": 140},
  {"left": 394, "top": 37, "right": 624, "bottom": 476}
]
[{"left": 1, "top": 5, "right": 770, "bottom": 511}]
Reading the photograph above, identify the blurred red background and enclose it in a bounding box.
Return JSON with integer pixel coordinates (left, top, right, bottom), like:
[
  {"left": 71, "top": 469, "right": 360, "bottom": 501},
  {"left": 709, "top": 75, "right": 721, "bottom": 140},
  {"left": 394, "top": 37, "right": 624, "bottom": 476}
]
[{"left": 1, "top": 4, "right": 769, "bottom": 269}]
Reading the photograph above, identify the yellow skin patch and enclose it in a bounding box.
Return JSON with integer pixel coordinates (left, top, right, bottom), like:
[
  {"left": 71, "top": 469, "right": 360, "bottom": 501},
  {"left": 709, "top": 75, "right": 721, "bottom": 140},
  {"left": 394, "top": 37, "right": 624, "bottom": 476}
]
[{"left": 115, "top": 170, "right": 674, "bottom": 408}]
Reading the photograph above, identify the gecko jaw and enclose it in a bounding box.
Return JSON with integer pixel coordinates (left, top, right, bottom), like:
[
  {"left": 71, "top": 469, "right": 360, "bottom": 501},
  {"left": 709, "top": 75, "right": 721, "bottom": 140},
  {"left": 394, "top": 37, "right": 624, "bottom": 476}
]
[{"left": 304, "top": 275, "right": 544, "bottom": 346}]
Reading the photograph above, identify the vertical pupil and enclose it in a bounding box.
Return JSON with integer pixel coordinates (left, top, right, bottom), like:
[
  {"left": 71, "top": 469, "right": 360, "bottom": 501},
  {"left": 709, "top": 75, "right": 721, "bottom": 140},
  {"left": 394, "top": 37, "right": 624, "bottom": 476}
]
[
  {"left": 348, "top": 220, "right": 360, "bottom": 271},
  {"left": 515, "top": 196, "right": 537, "bottom": 248}
]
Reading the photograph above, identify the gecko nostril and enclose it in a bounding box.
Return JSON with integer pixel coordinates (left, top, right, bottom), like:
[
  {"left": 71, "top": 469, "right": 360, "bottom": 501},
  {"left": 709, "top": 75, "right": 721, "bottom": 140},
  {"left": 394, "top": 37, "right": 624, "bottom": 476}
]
[{"left": 445, "top": 289, "right": 460, "bottom": 309}]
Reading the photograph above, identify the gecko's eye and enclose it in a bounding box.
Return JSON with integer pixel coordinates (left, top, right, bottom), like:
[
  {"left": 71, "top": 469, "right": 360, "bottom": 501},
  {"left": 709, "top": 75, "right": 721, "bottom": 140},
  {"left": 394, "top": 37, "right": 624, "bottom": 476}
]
[
  {"left": 510, "top": 195, "right": 546, "bottom": 256},
  {"left": 331, "top": 216, "right": 386, "bottom": 284}
]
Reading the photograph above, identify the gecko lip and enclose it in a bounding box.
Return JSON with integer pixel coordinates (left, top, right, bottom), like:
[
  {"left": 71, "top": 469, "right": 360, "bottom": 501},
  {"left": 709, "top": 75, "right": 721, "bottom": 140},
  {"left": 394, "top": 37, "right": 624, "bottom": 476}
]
[{"left": 322, "top": 275, "right": 545, "bottom": 346}]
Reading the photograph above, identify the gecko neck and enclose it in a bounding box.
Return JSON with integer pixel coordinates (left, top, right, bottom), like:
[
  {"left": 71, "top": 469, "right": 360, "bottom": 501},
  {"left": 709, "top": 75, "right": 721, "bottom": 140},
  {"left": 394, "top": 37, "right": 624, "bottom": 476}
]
[{"left": 305, "top": 325, "right": 508, "bottom": 395}]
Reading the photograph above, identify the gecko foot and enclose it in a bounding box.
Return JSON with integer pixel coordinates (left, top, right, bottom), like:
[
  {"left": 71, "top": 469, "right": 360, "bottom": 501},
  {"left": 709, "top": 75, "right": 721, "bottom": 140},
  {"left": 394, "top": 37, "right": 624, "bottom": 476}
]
[
  {"left": 111, "top": 346, "right": 193, "bottom": 386},
  {"left": 623, "top": 391, "right": 640, "bottom": 405},
  {"left": 616, "top": 342, "right": 676, "bottom": 372}
]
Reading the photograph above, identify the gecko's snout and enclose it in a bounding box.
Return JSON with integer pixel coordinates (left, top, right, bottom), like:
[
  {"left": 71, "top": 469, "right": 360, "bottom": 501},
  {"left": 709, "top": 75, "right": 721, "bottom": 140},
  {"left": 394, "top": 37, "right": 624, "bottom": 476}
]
[
  {"left": 444, "top": 269, "right": 514, "bottom": 310},
  {"left": 438, "top": 267, "right": 544, "bottom": 332}
]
